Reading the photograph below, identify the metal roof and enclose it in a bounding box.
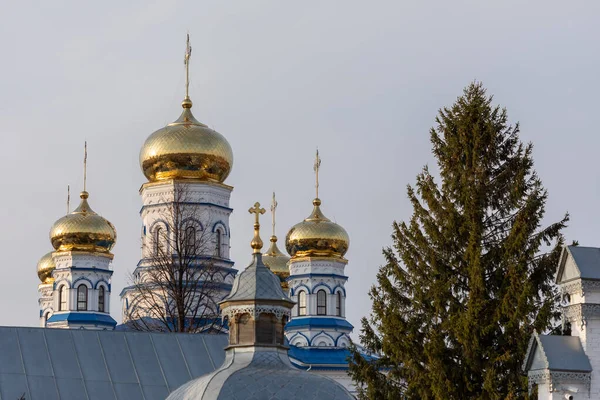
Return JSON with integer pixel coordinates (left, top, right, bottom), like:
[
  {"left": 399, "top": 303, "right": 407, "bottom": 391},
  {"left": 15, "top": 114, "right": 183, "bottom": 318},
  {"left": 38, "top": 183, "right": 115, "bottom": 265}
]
[
  {"left": 167, "top": 348, "right": 354, "bottom": 400},
  {"left": 0, "top": 326, "right": 227, "bottom": 400},
  {"left": 222, "top": 254, "right": 291, "bottom": 303},
  {"left": 557, "top": 246, "right": 600, "bottom": 283},
  {"left": 524, "top": 332, "right": 592, "bottom": 373}
]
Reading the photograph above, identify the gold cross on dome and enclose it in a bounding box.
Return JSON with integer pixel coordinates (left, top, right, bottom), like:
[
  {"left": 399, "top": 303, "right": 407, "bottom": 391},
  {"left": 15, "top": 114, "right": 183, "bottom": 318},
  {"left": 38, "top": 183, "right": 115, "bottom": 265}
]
[
  {"left": 248, "top": 202, "right": 266, "bottom": 225},
  {"left": 314, "top": 148, "right": 321, "bottom": 198},
  {"left": 270, "top": 192, "right": 277, "bottom": 237}
]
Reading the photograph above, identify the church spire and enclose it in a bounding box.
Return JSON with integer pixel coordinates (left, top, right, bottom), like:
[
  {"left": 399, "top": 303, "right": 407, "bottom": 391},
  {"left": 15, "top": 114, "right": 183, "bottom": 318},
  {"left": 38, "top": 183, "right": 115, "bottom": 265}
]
[{"left": 182, "top": 33, "right": 193, "bottom": 109}]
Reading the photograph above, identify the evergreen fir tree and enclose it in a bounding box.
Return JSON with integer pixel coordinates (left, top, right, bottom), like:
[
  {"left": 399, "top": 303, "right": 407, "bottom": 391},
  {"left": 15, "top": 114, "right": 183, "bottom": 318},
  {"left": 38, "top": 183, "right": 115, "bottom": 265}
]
[{"left": 349, "top": 82, "right": 568, "bottom": 399}]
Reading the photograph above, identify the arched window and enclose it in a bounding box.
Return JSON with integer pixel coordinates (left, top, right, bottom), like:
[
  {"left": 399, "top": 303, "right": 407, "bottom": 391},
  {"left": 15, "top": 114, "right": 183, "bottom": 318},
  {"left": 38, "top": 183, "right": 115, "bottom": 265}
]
[
  {"left": 154, "top": 227, "right": 163, "bottom": 255},
  {"left": 298, "top": 291, "right": 307, "bottom": 316},
  {"left": 336, "top": 291, "right": 342, "bottom": 316},
  {"left": 59, "top": 285, "right": 67, "bottom": 311},
  {"left": 77, "top": 285, "right": 88, "bottom": 311},
  {"left": 98, "top": 286, "right": 105, "bottom": 313},
  {"left": 185, "top": 226, "right": 196, "bottom": 254},
  {"left": 317, "top": 290, "right": 327, "bottom": 315},
  {"left": 215, "top": 229, "right": 222, "bottom": 258}
]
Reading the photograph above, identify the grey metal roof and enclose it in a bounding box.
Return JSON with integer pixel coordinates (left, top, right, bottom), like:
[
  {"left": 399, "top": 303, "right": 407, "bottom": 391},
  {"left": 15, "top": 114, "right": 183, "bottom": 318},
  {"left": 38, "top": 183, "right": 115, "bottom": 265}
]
[
  {"left": 567, "top": 246, "right": 600, "bottom": 279},
  {"left": 0, "top": 326, "right": 227, "bottom": 400},
  {"left": 524, "top": 332, "right": 591, "bottom": 372},
  {"left": 222, "top": 254, "right": 292, "bottom": 303},
  {"left": 556, "top": 246, "right": 600, "bottom": 283},
  {"left": 167, "top": 348, "right": 354, "bottom": 400}
]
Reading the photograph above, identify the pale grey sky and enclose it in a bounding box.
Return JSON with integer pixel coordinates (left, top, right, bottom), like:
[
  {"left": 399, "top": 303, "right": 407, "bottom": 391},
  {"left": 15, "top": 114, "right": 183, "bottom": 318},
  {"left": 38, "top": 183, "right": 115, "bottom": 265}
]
[{"left": 1, "top": 1, "right": 598, "bottom": 334}]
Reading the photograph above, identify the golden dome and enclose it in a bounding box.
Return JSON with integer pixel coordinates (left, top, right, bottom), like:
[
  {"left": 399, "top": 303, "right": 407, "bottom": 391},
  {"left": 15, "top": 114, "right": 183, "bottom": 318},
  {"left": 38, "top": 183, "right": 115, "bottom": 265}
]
[
  {"left": 50, "top": 191, "right": 117, "bottom": 253},
  {"left": 263, "top": 235, "right": 290, "bottom": 288},
  {"left": 37, "top": 251, "right": 56, "bottom": 284},
  {"left": 285, "top": 198, "right": 349, "bottom": 259},
  {"left": 139, "top": 99, "right": 234, "bottom": 183}
]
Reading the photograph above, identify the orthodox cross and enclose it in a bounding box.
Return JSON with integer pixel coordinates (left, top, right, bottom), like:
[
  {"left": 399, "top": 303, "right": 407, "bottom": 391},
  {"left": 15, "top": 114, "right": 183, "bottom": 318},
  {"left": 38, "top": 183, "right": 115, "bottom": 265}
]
[
  {"left": 314, "top": 148, "right": 321, "bottom": 198},
  {"left": 248, "top": 202, "right": 266, "bottom": 253},
  {"left": 184, "top": 33, "right": 192, "bottom": 100},
  {"left": 67, "top": 185, "right": 70, "bottom": 214},
  {"left": 248, "top": 202, "right": 266, "bottom": 225},
  {"left": 83, "top": 141, "right": 87, "bottom": 192},
  {"left": 270, "top": 192, "right": 278, "bottom": 237}
]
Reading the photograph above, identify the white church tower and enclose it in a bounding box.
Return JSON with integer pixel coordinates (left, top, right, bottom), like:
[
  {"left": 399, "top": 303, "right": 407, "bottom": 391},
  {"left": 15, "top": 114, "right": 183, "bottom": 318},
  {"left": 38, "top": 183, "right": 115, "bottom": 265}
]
[
  {"left": 524, "top": 245, "right": 600, "bottom": 399},
  {"left": 120, "top": 35, "right": 237, "bottom": 328},
  {"left": 40, "top": 146, "right": 118, "bottom": 330},
  {"left": 284, "top": 151, "right": 353, "bottom": 348}
]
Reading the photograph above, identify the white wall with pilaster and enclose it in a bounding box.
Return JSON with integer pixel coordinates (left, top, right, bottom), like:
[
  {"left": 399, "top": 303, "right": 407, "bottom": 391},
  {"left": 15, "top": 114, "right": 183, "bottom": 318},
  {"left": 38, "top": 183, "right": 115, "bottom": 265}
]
[{"left": 46, "top": 251, "right": 115, "bottom": 330}]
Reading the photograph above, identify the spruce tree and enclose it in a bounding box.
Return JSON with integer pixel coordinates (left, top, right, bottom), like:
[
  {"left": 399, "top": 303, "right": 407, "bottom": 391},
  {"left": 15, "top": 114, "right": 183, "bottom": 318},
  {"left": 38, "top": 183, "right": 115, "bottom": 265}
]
[{"left": 349, "top": 82, "right": 568, "bottom": 399}]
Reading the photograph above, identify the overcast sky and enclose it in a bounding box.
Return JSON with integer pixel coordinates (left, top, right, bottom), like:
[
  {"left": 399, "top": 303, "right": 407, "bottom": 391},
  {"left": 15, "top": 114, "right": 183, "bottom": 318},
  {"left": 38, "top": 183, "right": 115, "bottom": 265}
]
[{"left": 1, "top": 1, "right": 598, "bottom": 334}]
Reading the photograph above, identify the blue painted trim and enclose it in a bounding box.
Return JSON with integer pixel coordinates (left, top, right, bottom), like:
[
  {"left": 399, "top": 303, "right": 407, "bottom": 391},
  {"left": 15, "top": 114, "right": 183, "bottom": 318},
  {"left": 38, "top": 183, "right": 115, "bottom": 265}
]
[
  {"left": 290, "top": 284, "right": 311, "bottom": 297},
  {"left": 332, "top": 285, "right": 347, "bottom": 296},
  {"left": 120, "top": 281, "right": 233, "bottom": 297},
  {"left": 72, "top": 277, "right": 94, "bottom": 288},
  {"left": 136, "top": 256, "right": 235, "bottom": 267},
  {"left": 335, "top": 333, "right": 351, "bottom": 347},
  {"left": 61, "top": 267, "right": 114, "bottom": 276},
  {"left": 94, "top": 279, "right": 110, "bottom": 290},
  {"left": 181, "top": 217, "right": 204, "bottom": 231},
  {"left": 287, "top": 331, "right": 310, "bottom": 345},
  {"left": 310, "top": 330, "right": 336, "bottom": 346},
  {"left": 212, "top": 221, "right": 228, "bottom": 235},
  {"left": 149, "top": 219, "right": 170, "bottom": 234},
  {"left": 285, "top": 317, "right": 354, "bottom": 331},
  {"left": 288, "top": 273, "right": 348, "bottom": 281},
  {"left": 312, "top": 283, "right": 333, "bottom": 294},
  {"left": 46, "top": 312, "right": 117, "bottom": 327},
  {"left": 53, "top": 279, "right": 71, "bottom": 290},
  {"left": 141, "top": 202, "right": 233, "bottom": 215}
]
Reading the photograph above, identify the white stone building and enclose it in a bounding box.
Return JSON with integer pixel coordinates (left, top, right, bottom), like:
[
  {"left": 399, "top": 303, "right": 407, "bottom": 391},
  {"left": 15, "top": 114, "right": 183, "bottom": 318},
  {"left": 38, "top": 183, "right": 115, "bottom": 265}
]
[{"left": 525, "top": 246, "right": 600, "bottom": 399}]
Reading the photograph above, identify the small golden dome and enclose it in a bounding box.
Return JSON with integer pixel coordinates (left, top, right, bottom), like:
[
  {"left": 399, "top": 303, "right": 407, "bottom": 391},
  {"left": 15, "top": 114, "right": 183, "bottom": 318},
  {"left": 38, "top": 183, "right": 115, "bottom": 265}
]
[
  {"left": 263, "top": 235, "right": 290, "bottom": 288},
  {"left": 49, "top": 191, "right": 117, "bottom": 253},
  {"left": 37, "top": 251, "right": 56, "bottom": 284},
  {"left": 139, "top": 99, "right": 234, "bottom": 183},
  {"left": 285, "top": 198, "right": 349, "bottom": 259}
]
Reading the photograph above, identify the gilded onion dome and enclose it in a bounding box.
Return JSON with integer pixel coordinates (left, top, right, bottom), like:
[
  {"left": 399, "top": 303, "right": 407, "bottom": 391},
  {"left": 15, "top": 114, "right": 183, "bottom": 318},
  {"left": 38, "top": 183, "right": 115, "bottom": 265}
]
[
  {"left": 37, "top": 251, "right": 56, "bottom": 284},
  {"left": 139, "top": 99, "right": 233, "bottom": 183},
  {"left": 285, "top": 198, "right": 349, "bottom": 259},
  {"left": 49, "top": 191, "right": 117, "bottom": 253},
  {"left": 263, "top": 235, "right": 291, "bottom": 288}
]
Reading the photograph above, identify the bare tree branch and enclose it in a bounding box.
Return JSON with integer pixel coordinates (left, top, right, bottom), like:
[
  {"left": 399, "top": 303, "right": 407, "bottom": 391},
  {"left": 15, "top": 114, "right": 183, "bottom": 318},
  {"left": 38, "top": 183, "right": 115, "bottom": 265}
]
[{"left": 124, "top": 183, "right": 226, "bottom": 333}]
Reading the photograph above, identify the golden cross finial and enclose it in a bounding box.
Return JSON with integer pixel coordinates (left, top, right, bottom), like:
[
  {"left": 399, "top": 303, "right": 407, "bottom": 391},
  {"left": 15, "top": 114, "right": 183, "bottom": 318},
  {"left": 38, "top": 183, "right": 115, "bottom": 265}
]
[
  {"left": 184, "top": 33, "right": 192, "bottom": 101},
  {"left": 314, "top": 148, "right": 321, "bottom": 199},
  {"left": 248, "top": 202, "right": 266, "bottom": 253},
  {"left": 83, "top": 141, "right": 87, "bottom": 192},
  {"left": 270, "top": 192, "right": 278, "bottom": 238},
  {"left": 67, "top": 185, "right": 70, "bottom": 214}
]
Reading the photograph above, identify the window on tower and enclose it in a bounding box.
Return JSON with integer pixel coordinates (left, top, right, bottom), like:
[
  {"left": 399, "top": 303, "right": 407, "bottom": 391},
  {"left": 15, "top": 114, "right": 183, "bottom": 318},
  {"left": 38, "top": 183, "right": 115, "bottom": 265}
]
[
  {"left": 59, "top": 285, "right": 67, "bottom": 311},
  {"left": 77, "top": 285, "right": 88, "bottom": 311},
  {"left": 98, "top": 286, "right": 105, "bottom": 313},
  {"left": 215, "top": 229, "right": 222, "bottom": 258},
  {"left": 317, "top": 290, "right": 327, "bottom": 315},
  {"left": 185, "top": 226, "right": 196, "bottom": 254},
  {"left": 298, "top": 291, "right": 307, "bottom": 316},
  {"left": 336, "top": 291, "right": 342, "bottom": 316},
  {"left": 154, "top": 227, "right": 164, "bottom": 255}
]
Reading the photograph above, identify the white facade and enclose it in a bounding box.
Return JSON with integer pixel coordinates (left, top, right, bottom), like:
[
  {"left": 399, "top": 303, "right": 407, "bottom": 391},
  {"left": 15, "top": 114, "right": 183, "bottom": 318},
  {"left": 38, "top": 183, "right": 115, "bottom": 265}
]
[
  {"left": 526, "top": 246, "right": 600, "bottom": 400},
  {"left": 38, "top": 282, "right": 53, "bottom": 326},
  {"left": 45, "top": 251, "right": 116, "bottom": 330},
  {"left": 120, "top": 179, "right": 237, "bottom": 323}
]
